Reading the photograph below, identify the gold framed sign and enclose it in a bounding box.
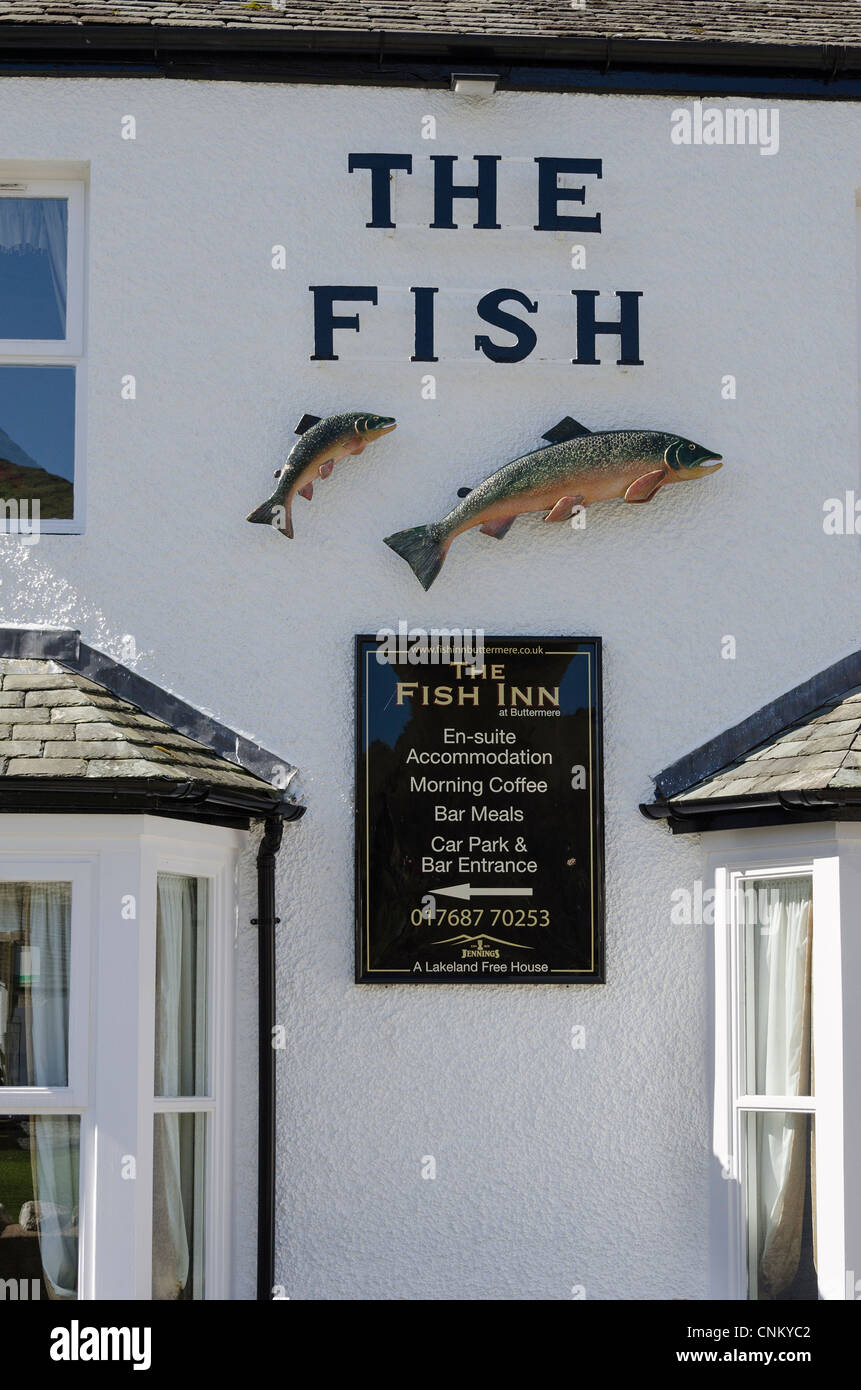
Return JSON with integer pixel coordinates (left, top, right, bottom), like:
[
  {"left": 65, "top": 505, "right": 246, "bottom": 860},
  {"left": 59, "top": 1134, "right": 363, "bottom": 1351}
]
[{"left": 355, "top": 634, "right": 605, "bottom": 983}]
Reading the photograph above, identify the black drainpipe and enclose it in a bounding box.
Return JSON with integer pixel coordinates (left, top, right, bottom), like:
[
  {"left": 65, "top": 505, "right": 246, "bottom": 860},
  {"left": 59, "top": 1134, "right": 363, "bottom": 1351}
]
[{"left": 255, "top": 804, "right": 305, "bottom": 1301}]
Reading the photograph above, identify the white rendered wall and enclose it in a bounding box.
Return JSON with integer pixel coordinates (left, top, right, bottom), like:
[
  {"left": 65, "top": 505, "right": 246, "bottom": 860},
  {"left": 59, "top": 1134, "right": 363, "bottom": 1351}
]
[{"left": 0, "top": 78, "right": 859, "bottom": 1299}]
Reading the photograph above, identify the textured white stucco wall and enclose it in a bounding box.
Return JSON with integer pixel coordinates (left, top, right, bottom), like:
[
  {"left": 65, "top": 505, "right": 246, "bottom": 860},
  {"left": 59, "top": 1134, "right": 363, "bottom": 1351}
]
[{"left": 0, "top": 77, "right": 858, "bottom": 1299}]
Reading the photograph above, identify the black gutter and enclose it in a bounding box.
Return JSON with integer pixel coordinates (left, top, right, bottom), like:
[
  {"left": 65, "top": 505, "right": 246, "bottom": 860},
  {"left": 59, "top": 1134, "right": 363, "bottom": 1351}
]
[
  {"left": 254, "top": 804, "right": 305, "bottom": 1303},
  {"left": 1, "top": 25, "right": 861, "bottom": 97},
  {"left": 0, "top": 775, "right": 292, "bottom": 828},
  {"left": 641, "top": 788, "right": 861, "bottom": 834}
]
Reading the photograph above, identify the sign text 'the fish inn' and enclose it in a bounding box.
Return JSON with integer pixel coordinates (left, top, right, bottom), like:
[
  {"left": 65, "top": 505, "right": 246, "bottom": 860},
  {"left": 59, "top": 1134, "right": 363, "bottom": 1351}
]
[{"left": 310, "top": 155, "right": 644, "bottom": 364}]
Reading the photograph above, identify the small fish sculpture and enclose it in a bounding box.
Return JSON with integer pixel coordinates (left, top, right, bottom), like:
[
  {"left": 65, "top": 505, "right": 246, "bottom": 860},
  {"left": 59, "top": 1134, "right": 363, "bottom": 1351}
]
[
  {"left": 247, "top": 410, "right": 396, "bottom": 538},
  {"left": 383, "top": 417, "right": 722, "bottom": 590}
]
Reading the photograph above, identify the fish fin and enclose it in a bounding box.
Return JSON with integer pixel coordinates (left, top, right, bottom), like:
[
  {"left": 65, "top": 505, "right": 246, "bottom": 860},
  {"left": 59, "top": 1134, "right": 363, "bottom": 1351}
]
[
  {"left": 295, "top": 413, "right": 321, "bottom": 435},
  {"left": 544, "top": 494, "right": 585, "bottom": 522},
  {"left": 246, "top": 495, "right": 294, "bottom": 538},
  {"left": 298, "top": 482, "right": 313, "bottom": 501},
  {"left": 318, "top": 460, "right": 334, "bottom": 479},
  {"left": 624, "top": 470, "right": 666, "bottom": 503},
  {"left": 457, "top": 487, "right": 473, "bottom": 499},
  {"left": 542, "top": 416, "right": 591, "bottom": 445},
  {"left": 384, "top": 524, "right": 448, "bottom": 591},
  {"left": 480, "top": 516, "right": 517, "bottom": 539}
]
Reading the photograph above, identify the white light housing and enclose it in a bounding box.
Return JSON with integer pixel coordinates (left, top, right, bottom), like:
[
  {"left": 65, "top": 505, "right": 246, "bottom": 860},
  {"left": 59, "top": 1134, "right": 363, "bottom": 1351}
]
[{"left": 450, "top": 72, "right": 500, "bottom": 97}]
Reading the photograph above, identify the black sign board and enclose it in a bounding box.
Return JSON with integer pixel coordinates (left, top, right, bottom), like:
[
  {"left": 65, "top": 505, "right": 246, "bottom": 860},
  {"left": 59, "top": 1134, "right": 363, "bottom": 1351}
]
[{"left": 355, "top": 635, "right": 604, "bottom": 983}]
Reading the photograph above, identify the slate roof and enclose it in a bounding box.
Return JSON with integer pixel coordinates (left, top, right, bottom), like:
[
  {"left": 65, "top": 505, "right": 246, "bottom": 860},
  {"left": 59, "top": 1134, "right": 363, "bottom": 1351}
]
[
  {"left": 2, "top": 1, "right": 861, "bottom": 48},
  {"left": 0, "top": 656, "right": 283, "bottom": 800},
  {"left": 672, "top": 681, "right": 861, "bottom": 803}
]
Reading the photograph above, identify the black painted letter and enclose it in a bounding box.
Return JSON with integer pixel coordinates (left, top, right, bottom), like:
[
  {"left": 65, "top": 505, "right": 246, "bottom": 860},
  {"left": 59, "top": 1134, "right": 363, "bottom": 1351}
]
[
  {"left": 347, "top": 154, "right": 413, "bottom": 228},
  {"left": 571, "top": 290, "right": 642, "bottom": 365},
  {"left": 411, "top": 287, "right": 439, "bottom": 362},
  {"left": 430, "top": 155, "right": 501, "bottom": 229},
  {"left": 310, "top": 286, "right": 378, "bottom": 360},
  {"left": 475, "top": 289, "right": 538, "bottom": 363},
  {"left": 534, "top": 158, "right": 602, "bottom": 232}
]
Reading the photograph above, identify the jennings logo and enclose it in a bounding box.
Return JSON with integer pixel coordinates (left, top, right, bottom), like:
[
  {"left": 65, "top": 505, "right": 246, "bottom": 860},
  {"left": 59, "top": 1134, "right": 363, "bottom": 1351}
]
[{"left": 432, "top": 933, "right": 534, "bottom": 960}]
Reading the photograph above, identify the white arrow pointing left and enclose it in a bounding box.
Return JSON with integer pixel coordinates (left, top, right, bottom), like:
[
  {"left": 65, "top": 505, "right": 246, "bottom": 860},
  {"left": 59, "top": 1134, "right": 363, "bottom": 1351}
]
[{"left": 428, "top": 883, "right": 534, "bottom": 901}]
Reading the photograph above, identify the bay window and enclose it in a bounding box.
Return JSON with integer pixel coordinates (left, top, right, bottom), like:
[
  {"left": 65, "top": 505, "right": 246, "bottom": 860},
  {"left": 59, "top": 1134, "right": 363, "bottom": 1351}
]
[{"left": 0, "top": 818, "right": 240, "bottom": 1300}]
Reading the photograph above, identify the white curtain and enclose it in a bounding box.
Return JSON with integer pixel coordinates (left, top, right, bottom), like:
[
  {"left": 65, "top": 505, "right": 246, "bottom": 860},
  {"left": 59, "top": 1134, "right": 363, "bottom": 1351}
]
[
  {"left": 0, "top": 198, "right": 68, "bottom": 328},
  {"left": 28, "top": 883, "right": 71, "bottom": 1089},
  {"left": 751, "top": 877, "right": 813, "bottom": 1299},
  {"left": 152, "top": 874, "right": 205, "bottom": 1301},
  {"left": 0, "top": 881, "right": 70, "bottom": 1087},
  {"left": 32, "top": 1114, "right": 78, "bottom": 1301},
  {"left": 29, "top": 884, "right": 77, "bottom": 1300},
  {"left": 0, "top": 881, "right": 76, "bottom": 1299}
]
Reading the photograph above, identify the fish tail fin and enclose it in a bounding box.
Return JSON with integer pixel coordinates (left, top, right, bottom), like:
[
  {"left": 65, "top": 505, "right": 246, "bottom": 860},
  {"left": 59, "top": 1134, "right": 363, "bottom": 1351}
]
[
  {"left": 246, "top": 493, "right": 293, "bottom": 538},
  {"left": 383, "top": 522, "right": 448, "bottom": 590}
]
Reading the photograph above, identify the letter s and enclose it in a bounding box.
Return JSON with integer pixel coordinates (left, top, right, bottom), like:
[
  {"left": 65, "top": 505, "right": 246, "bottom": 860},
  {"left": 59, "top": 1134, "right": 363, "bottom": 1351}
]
[{"left": 475, "top": 289, "right": 538, "bottom": 363}]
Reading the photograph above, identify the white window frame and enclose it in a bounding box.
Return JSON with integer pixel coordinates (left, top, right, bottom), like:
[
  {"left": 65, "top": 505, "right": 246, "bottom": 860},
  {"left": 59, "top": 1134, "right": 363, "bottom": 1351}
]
[
  {"left": 0, "top": 856, "right": 95, "bottom": 1298},
  {"left": 707, "top": 824, "right": 850, "bottom": 1301},
  {"left": 0, "top": 174, "right": 87, "bottom": 534},
  {"left": 136, "top": 837, "right": 237, "bottom": 1301},
  {"left": 0, "top": 857, "right": 93, "bottom": 1109},
  {"left": 0, "top": 815, "right": 243, "bottom": 1301}
]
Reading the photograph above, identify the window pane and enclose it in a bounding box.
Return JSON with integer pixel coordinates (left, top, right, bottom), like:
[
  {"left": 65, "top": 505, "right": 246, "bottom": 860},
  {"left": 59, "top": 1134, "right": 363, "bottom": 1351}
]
[
  {"left": 0, "top": 198, "right": 68, "bottom": 339},
  {"left": 0, "top": 882, "right": 71, "bottom": 1088},
  {"left": 0, "top": 365, "right": 75, "bottom": 520},
  {"left": 155, "top": 875, "right": 208, "bottom": 1098},
  {"left": 0, "top": 1113, "right": 79, "bottom": 1299},
  {"left": 152, "top": 1112, "right": 205, "bottom": 1301},
  {"left": 747, "top": 1111, "right": 817, "bottom": 1301},
  {"left": 742, "top": 876, "right": 813, "bottom": 1097}
]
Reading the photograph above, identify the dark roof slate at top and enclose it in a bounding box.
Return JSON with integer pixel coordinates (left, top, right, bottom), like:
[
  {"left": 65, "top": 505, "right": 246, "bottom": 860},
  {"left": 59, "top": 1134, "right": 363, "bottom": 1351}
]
[
  {"left": 641, "top": 646, "right": 861, "bottom": 831},
  {"left": 2, "top": 0, "right": 861, "bottom": 48},
  {"left": 671, "top": 681, "right": 861, "bottom": 803},
  {"left": 0, "top": 656, "right": 284, "bottom": 800}
]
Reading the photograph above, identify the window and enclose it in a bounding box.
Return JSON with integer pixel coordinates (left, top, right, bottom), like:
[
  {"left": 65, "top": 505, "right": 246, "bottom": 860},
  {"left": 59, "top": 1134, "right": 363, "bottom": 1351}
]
[
  {"left": 152, "top": 874, "right": 209, "bottom": 1301},
  {"left": 0, "top": 821, "right": 239, "bottom": 1299},
  {"left": 710, "top": 831, "right": 850, "bottom": 1302},
  {"left": 736, "top": 874, "right": 816, "bottom": 1300},
  {"left": 0, "top": 867, "right": 91, "bottom": 1300},
  {"left": 0, "top": 178, "right": 85, "bottom": 533}
]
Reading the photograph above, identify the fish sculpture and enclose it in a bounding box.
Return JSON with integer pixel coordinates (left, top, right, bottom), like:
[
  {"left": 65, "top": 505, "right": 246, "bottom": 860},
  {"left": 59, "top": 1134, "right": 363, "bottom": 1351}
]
[
  {"left": 383, "top": 417, "right": 722, "bottom": 590},
  {"left": 247, "top": 410, "right": 396, "bottom": 538}
]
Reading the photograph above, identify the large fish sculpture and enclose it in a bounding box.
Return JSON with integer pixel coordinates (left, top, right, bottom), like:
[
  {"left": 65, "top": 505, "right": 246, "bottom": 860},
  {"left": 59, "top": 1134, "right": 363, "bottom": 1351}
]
[
  {"left": 383, "top": 417, "right": 722, "bottom": 590},
  {"left": 247, "top": 410, "right": 396, "bottom": 538}
]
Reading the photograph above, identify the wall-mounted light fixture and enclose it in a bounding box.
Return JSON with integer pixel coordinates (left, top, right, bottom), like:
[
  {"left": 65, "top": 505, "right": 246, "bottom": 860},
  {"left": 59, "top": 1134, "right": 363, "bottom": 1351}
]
[{"left": 450, "top": 72, "right": 500, "bottom": 97}]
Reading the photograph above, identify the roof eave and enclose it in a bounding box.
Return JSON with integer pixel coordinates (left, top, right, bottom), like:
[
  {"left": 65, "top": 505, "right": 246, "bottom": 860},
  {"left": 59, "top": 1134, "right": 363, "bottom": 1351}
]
[
  {"left": 0, "top": 25, "right": 860, "bottom": 95},
  {"left": 641, "top": 787, "right": 861, "bottom": 834},
  {"left": 0, "top": 627, "right": 298, "bottom": 800},
  {"left": 0, "top": 775, "right": 302, "bottom": 830}
]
